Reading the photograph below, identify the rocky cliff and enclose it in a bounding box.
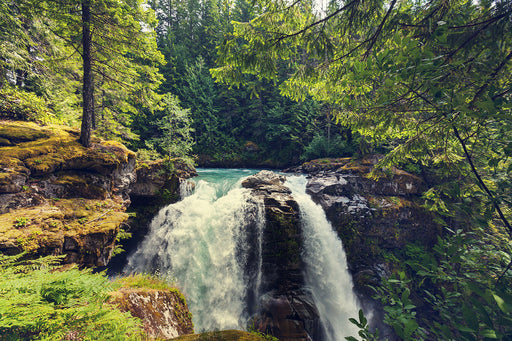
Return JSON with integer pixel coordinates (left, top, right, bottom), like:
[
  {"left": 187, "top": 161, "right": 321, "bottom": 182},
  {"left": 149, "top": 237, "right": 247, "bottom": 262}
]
[
  {"left": 0, "top": 121, "right": 196, "bottom": 268},
  {"left": 0, "top": 121, "right": 136, "bottom": 266},
  {"left": 293, "top": 157, "right": 439, "bottom": 294},
  {"left": 287, "top": 157, "right": 439, "bottom": 339},
  {"left": 242, "top": 171, "right": 321, "bottom": 341}
]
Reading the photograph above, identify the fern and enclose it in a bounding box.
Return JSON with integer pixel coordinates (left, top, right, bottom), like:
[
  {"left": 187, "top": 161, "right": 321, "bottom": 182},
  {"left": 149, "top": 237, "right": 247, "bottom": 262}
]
[{"left": 0, "top": 254, "right": 145, "bottom": 340}]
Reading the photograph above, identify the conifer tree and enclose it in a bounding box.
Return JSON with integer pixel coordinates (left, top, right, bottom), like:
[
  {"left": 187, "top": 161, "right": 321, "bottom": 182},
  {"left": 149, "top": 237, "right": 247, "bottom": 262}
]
[{"left": 38, "top": 0, "right": 164, "bottom": 147}]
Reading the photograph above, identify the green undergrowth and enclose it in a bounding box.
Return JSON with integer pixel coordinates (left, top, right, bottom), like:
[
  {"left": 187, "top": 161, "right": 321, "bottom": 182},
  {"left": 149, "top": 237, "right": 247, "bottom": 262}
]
[{"left": 0, "top": 253, "right": 146, "bottom": 340}]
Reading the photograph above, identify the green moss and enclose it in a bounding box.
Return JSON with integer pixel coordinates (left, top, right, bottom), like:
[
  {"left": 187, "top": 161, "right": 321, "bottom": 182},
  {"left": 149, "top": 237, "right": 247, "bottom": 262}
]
[
  {"left": 0, "top": 198, "right": 127, "bottom": 253},
  {"left": 0, "top": 121, "right": 50, "bottom": 143},
  {"left": 0, "top": 121, "right": 135, "bottom": 177}
]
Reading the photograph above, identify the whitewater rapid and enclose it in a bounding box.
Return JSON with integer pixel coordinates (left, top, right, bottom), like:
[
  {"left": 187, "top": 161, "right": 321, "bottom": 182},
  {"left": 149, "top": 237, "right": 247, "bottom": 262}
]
[{"left": 125, "top": 169, "right": 264, "bottom": 331}]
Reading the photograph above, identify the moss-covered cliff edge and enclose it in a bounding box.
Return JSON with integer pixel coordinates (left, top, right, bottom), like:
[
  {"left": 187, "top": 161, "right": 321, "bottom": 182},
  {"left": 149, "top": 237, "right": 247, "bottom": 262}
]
[
  {"left": 0, "top": 120, "right": 195, "bottom": 268},
  {"left": 0, "top": 120, "right": 138, "bottom": 266}
]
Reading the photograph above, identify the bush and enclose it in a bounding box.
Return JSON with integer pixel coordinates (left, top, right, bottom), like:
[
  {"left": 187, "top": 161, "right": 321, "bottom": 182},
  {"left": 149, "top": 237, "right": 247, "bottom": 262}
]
[{"left": 0, "top": 86, "right": 55, "bottom": 123}]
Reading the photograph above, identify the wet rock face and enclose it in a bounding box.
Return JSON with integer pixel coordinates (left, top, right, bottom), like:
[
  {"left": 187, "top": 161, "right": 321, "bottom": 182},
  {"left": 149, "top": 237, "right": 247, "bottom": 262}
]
[
  {"left": 242, "top": 171, "right": 303, "bottom": 292},
  {"left": 130, "top": 159, "right": 197, "bottom": 198},
  {"left": 253, "top": 290, "right": 322, "bottom": 341},
  {"left": 242, "top": 171, "right": 321, "bottom": 341},
  {"left": 295, "top": 159, "right": 439, "bottom": 319}
]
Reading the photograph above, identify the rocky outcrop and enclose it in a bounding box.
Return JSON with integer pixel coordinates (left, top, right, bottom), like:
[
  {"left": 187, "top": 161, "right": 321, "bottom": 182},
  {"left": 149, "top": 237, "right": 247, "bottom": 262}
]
[
  {"left": 0, "top": 121, "right": 198, "bottom": 269},
  {"left": 289, "top": 157, "right": 439, "bottom": 338},
  {"left": 106, "top": 159, "right": 197, "bottom": 274},
  {"left": 242, "top": 171, "right": 321, "bottom": 341},
  {"left": 294, "top": 158, "right": 439, "bottom": 292},
  {"left": 307, "top": 173, "right": 435, "bottom": 289},
  {"left": 111, "top": 288, "right": 193, "bottom": 339},
  {"left": 130, "top": 159, "right": 196, "bottom": 198},
  {"left": 0, "top": 121, "right": 135, "bottom": 266},
  {"left": 242, "top": 171, "right": 302, "bottom": 292}
]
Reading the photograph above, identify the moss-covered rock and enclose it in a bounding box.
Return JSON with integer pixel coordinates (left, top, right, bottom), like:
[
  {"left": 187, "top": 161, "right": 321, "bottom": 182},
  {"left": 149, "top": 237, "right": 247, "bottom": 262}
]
[
  {"left": 0, "top": 120, "right": 137, "bottom": 266},
  {"left": 171, "top": 330, "right": 267, "bottom": 341},
  {"left": 0, "top": 198, "right": 127, "bottom": 266},
  {"left": 111, "top": 274, "right": 194, "bottom": 339}
]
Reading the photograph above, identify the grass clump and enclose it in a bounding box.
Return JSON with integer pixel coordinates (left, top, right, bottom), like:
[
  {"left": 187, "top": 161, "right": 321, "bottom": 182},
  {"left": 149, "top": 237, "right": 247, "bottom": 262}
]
[{"left": 115, "top": 273, "right": 174, "bottom": 291}]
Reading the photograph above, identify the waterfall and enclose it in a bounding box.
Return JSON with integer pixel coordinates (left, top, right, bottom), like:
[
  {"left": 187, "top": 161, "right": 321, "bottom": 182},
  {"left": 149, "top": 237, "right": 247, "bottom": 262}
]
[
  {"left": 124, "top": 169, "right": 361, "bottom": 339},
  {"left": 285, "top": 175, "right": 360, "bottom": 340},
  {"left": 124, "top": 169, "right": 263, "bottom": 332}
]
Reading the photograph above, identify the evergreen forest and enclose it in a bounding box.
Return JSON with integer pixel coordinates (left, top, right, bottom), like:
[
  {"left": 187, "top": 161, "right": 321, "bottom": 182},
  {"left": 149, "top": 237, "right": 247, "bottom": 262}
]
[{"left": 1, "top": 0, "right": 512, "bottom": 340}]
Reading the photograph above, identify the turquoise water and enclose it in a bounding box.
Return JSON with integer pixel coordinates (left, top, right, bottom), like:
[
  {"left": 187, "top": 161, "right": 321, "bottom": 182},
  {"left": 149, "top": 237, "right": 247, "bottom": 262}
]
[{"left": 191, "top": 168, "right": 260, "bottom": 197}]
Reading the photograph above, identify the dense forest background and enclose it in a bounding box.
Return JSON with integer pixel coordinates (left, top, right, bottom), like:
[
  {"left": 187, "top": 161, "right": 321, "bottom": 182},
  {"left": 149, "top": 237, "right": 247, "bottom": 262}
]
[
  {"left": 1, "top": 0, "right": 512, "bottom": 340},
  {"left": 0, "top": 0, "right": 357, "bottom": 167}
]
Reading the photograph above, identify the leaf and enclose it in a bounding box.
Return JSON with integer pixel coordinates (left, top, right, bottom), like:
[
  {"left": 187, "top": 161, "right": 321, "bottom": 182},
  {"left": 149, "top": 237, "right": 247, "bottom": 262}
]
[
  {"left": 481, "top": 329, "right": 498, "bottom": 338},
  {"left": 462, "top": 304, "right": 479, "bottom": 331},
  {"left": 345, "top": 337, "right": 358, "bottom": 341},
  {"left": 493, "top": 293, "right": 512, "bottom": 314},
  {"left": 359, "top": 309, "right": 367, "bottom": 325},
  {"left": 349, "top": 318, "right": 361, "bottom": 328},
  {"left": 403, "top": 319, "right": 419, "bottom": 340},
  {"left": 402, "top": 288, "right": 411, "bottom": 302}
]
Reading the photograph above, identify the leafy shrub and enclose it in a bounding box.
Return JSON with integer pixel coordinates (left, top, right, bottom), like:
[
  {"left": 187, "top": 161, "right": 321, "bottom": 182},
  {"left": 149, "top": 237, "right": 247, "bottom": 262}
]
[
  {"left": 0, "top": 86, "right": 54, "bottom": 123},
  {"left": 371, "top": 229, "right": 512, "bottom": 341},
  {"left": 0, "top": 253, "right": 145, "bottom": 340}
]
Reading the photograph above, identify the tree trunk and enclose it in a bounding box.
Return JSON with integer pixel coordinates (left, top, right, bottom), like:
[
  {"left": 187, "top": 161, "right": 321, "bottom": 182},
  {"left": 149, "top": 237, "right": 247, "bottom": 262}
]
[{"left": 79, "top": 0, "right": 94, "bottom": 147}]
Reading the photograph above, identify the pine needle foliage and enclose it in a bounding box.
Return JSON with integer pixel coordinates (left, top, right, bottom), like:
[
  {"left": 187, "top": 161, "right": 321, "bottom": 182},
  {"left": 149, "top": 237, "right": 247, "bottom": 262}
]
[{"left": 0, "top": 253, "right": 145, "bottom": 341}]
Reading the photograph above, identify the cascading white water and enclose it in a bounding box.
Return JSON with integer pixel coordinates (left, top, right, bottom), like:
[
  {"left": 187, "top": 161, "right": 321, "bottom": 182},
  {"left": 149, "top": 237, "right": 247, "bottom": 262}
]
[
  {"left": 285, "top": 175, "right": 360, "bottom": 340},
  {"left": 124, "top": 169, "right": 263, "bottom": 332},
  {"left": 125, "top": 169, "right": 362, "bottom": 339}
]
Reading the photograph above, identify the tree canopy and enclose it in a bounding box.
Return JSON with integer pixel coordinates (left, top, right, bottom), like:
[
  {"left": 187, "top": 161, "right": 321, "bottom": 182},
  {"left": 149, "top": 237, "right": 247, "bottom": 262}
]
[
  {"left": 213, "top": 0, "right": 512, "bottom": 226},
  {"left": 0, "top": 0, "right": 165, "bottom": 147},
  {"left": 213, "top": 1, "right": 512, "bottom": 338}
]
